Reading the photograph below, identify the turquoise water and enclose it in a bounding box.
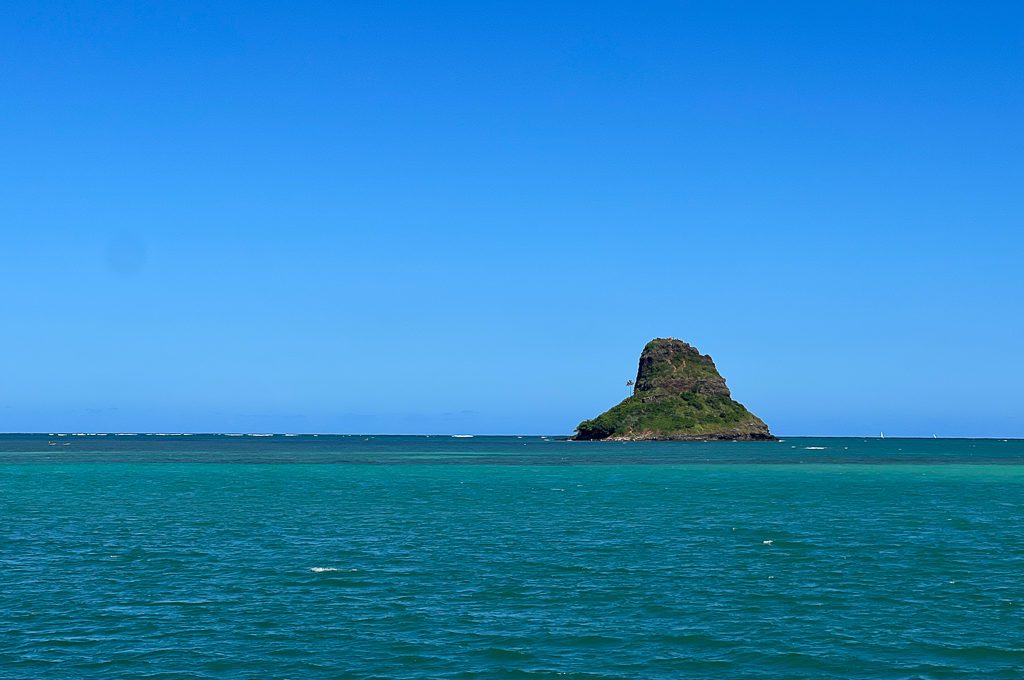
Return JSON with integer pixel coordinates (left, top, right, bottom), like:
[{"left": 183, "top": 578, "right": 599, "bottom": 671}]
[{"left": 2, "top": 436, "right": 1023, "bottom": 678}]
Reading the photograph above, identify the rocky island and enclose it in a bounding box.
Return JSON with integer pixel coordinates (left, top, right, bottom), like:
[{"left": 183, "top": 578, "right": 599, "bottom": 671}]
[{"left": 573, "top": 338, "right": 774, "bottom": 441}]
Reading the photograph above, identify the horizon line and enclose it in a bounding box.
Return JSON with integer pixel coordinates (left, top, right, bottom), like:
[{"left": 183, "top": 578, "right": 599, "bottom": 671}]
[{"left": 2, "top": 432, "right": 1021, "bottom": 441}]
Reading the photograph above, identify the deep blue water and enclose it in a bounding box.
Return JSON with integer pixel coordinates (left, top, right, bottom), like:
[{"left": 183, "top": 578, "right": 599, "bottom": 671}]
[{"left": 2, "top": 435, "right": 1023, "bottom": 678}]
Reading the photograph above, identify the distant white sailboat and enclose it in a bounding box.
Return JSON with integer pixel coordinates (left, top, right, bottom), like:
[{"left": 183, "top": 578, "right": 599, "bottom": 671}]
[{"left": 880, "top": 432, "right": 885, "bottom": 439}]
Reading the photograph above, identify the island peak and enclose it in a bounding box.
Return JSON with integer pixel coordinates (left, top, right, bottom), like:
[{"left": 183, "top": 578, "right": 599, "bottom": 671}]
[{"left": 573, "top": 338, "right": 773, "bottom": 441}]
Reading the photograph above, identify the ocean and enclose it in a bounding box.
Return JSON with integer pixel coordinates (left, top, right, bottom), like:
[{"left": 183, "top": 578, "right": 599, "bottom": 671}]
[{"left": 2, "top": 435, "right": 1022, "bottom": 678}]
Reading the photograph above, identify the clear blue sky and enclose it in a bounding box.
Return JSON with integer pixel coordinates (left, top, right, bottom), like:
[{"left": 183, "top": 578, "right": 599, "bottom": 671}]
[{"left": 2, "top": 2, "right": 1022, "bottom": 436}]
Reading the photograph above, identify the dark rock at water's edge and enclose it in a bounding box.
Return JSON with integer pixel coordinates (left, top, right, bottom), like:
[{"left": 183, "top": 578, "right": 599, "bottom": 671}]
[{"left": 573, "top": 338, "right": 774, "bottom": 441}]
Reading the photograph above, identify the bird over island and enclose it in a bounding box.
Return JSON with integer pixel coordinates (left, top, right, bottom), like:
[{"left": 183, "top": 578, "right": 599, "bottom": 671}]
[{"left": 573, "top": 338, "right": 774, "bottom": 441}]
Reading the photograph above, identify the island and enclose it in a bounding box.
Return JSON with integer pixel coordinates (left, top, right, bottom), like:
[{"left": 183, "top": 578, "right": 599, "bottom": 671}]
[{"left": 573, "top": 338, "right": 774, "bottom": 441}]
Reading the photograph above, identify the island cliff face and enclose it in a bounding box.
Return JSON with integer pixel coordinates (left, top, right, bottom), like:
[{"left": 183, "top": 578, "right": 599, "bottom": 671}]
[{"left": 573, "top": 338, "right": 774, "bottom": 441}]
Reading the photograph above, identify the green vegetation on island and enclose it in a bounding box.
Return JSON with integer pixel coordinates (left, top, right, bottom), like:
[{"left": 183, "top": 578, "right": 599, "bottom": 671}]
[{"left": 574, "top": 338, "right": 773, "bottom": 441}]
